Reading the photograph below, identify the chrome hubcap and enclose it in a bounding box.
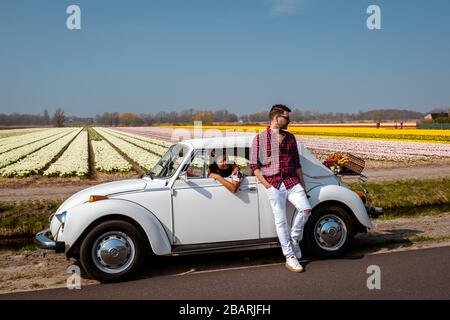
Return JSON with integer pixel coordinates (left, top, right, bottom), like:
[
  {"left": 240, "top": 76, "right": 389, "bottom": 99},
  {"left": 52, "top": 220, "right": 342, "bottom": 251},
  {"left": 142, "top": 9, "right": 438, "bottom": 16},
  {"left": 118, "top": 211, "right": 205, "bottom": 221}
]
[
  {"left": 314, "top": 214, "right": 347, "bottom": 251},
  {"left": 92, "top": 231, "right": 135, "bottom": 274}
]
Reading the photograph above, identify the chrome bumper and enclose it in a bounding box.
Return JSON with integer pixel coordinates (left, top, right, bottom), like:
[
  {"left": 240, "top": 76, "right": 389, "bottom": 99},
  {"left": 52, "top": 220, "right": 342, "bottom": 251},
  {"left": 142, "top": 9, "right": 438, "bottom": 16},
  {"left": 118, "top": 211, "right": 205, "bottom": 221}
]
[
  {"left": 366, "top": 206, "right": 383, "bottom": 218},
  {"left": 34, "top": 228, "right": 65, "bottom": 253}
]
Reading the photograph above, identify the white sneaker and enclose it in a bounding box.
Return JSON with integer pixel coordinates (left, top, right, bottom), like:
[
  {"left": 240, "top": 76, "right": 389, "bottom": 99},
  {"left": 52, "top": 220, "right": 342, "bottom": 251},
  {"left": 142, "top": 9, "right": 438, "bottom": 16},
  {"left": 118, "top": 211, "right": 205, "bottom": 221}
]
[
  {"left": 285, "top": 256, "right": 304, "bottom": 273},
  {"left": 291, "top": 240, "right": 302, "bottom": 259}
]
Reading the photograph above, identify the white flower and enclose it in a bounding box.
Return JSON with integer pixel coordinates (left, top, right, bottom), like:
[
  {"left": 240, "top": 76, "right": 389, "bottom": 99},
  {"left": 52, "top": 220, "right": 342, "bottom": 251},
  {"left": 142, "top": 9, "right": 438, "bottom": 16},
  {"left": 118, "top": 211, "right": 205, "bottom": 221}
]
[
  {"left": 94, "top": 128, "right": 164, "bottom": 170},
  {"left": 91, "top": 140, "right": 132, "bottom": 173},
  {"left": 299, "top": 136, "right": 450, "bottom": 161},
  {"left": 1, "top": 128, "right": 82, "bottom": 177},
  {"left": 43, "top": 131, "right": 89, "bottom": 178}
]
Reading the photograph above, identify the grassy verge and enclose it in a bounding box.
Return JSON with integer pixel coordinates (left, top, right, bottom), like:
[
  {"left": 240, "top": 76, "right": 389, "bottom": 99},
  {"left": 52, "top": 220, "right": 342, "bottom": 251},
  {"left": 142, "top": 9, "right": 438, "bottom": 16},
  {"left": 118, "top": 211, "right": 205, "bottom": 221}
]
[
  {"left": 0, "top": 200, "right": 63, "bottom": 239},
  {"left": 0, "top": 239, "right": 36, "bottom": 252},
  {"left": 348, "top": 178, "right": 450, "bottom": 219},
  {"left": 376, "top": 204, "right": 450, "bottom": 220}
]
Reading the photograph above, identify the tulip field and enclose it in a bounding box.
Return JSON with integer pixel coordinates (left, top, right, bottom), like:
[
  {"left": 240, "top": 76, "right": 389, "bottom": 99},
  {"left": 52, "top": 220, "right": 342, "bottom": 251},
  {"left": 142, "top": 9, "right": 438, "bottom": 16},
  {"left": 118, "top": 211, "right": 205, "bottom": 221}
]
[
  {"left": 120, "top": 125, "right": 450, "bottom": 162},
  {"left": 297, "top": 136, "right": 450, "bottom": 161},
  {"left": 0, "top": 127, "right": 171, "bottom": 178},
  {"left": 93, "top": 127, "right": 164, "bottom": 171},
  {"left": 170, "top": 125, "right": 450, "bottom": 143},
  {"left": 152, "top": 125, "right": 450, "bottom": 162},
  {"left": 0, "top": 125, "right": 449, "bottom": 179}
]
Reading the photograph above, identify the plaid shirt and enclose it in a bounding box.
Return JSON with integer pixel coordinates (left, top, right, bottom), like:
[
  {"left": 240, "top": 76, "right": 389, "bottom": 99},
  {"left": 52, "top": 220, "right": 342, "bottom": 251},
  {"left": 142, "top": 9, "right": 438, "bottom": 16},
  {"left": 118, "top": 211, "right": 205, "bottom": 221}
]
[{"left": 250, "top": 127, "right": 301, "bottom": 190}]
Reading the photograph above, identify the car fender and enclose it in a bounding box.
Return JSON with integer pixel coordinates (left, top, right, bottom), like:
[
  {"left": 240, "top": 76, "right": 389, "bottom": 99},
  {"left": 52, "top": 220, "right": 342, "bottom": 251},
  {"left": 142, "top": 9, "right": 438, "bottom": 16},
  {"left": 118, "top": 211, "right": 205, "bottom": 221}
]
[
  {"left": 61, "top": 198, "right": 172, "bottom": 255},
  {"left": 307, "top": 184, "right": 373, "bottom": 229}
]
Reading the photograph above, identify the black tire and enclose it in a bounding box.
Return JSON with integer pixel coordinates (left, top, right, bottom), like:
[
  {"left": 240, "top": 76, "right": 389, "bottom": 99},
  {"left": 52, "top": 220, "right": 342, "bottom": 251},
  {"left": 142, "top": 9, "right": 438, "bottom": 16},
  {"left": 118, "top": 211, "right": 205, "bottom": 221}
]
[
  {"left": 80, "top": 220, "right": 146, "bottom": 283},
  {"left": 303, "top": 204, "right": 354, "bottom": 258}
]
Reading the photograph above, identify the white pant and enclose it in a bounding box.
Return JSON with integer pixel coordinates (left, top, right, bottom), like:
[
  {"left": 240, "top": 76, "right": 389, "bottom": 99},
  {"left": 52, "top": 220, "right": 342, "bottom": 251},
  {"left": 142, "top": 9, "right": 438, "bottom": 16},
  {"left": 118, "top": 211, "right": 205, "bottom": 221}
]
[{"left": 265, "top": 182, "right": 312, "bottom": 258}]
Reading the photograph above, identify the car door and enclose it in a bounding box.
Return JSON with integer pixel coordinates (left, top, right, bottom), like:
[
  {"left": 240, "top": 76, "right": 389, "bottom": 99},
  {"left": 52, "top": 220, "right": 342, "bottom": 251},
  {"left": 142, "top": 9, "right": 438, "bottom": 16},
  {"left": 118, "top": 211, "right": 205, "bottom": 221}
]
[{"left": 171, "top": 149, "right": 259, "bottom": 245}]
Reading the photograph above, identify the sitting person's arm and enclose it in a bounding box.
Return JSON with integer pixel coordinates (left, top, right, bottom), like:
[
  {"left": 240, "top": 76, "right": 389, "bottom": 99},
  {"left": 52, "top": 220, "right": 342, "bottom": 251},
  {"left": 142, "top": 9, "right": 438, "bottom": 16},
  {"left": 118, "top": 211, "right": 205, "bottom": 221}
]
[{"left": 208, "top": 165, "right": 244, "bottom": 193}]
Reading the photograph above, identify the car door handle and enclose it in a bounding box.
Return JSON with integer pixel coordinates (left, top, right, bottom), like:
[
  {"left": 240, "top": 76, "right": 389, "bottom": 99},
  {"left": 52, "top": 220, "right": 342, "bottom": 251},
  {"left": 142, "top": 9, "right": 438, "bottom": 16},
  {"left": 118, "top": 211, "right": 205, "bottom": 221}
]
[{"left": 240, "top": 186, "right": 257, "bottom": 192}]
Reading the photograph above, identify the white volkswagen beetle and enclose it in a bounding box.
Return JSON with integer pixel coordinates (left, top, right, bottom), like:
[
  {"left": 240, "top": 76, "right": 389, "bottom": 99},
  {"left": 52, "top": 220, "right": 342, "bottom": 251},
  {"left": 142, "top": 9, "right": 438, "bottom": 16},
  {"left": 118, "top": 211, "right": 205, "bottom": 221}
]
[{"left": 35, "top": 135, "right": 382, "bottom": 282}]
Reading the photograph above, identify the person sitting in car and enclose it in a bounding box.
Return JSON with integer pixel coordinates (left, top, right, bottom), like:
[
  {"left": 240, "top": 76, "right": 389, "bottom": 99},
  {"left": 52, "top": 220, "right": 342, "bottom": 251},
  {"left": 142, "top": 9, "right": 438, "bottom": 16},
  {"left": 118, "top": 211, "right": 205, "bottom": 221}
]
[{"left": 208, "top": 153, "right": 244, "bottom": 193}]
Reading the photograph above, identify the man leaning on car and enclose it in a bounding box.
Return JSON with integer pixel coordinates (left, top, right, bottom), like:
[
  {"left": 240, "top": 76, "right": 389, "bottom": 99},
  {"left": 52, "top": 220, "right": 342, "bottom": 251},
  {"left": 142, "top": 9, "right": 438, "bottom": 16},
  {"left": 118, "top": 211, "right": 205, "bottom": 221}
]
[{"left": 250, "top": 104, "right": 312, "bottom": 273}]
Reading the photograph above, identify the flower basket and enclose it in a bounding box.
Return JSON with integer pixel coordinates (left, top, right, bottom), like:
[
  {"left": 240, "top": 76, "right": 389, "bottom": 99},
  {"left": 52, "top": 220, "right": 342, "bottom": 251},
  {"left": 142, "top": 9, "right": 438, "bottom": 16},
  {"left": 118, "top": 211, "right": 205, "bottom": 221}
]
[
  {"left": 343, "top": 153, "right": 365, "bottom": 174},
  {"left": 322, "top": 152, "right": 365, "bottom": 175}
]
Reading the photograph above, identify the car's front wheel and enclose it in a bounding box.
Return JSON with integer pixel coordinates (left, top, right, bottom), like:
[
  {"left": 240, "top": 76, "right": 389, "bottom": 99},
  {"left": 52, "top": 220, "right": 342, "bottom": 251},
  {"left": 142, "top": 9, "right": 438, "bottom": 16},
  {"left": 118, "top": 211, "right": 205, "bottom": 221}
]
[
  {"left": 80, "top": 220, "right": 146, "bottom": 283},
  {"left": 303, "top": 204, "right": 354, "bottom": 258}
]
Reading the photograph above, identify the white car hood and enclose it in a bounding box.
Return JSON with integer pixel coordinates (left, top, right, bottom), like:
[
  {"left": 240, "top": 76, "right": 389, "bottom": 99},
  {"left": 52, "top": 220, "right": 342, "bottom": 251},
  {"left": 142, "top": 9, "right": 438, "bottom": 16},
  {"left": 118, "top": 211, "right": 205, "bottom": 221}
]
[
  {"left": 56, "top": 179, "right": 147, "bottom": 214},
  {"left": 298, "top": 142, "right": 340, "bottom": 189}
]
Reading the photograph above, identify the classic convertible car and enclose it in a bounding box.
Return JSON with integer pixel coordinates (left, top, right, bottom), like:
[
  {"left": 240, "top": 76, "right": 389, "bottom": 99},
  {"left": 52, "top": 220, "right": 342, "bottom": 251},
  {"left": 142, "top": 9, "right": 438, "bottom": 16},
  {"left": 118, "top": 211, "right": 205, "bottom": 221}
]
[{"left": 35, "top": 135, "right": 382, "bottom": 282}]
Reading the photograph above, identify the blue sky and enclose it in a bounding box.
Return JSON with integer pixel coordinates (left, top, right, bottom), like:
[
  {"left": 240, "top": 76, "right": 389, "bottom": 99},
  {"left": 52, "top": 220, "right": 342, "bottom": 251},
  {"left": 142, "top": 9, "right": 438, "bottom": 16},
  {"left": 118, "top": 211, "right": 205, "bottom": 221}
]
[{"left": 1, "top": 0, "right": 449, "bottom": 116}]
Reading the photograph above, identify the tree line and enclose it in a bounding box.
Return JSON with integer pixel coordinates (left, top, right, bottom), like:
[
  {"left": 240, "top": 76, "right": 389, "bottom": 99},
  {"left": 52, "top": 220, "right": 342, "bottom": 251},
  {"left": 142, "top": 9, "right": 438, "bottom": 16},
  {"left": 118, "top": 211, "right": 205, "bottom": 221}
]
[
  {"left": 1, "top": 107, "right": 448, "bottom": 126},
  {"left": 0, "top": 108, "right": 65, "bottom": 126}
]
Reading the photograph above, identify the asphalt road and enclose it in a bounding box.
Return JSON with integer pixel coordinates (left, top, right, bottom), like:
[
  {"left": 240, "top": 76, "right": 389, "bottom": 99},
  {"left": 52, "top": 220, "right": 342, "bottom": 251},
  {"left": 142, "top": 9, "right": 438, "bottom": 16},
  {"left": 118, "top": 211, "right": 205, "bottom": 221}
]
[{"left": 1, "top": 246, "right": 450, "bottom": 300}]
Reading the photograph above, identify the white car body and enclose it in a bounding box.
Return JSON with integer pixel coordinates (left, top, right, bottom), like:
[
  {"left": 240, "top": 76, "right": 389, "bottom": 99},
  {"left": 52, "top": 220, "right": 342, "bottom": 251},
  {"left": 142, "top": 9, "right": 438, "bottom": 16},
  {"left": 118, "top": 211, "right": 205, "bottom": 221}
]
[{"left": 35, "top": 135, "right": 380, "bottom": 282}]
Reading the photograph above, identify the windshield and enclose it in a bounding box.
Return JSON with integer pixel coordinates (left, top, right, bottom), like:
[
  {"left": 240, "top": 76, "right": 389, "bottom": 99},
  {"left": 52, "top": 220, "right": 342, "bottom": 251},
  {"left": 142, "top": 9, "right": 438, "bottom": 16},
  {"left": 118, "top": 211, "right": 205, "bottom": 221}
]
[{"left": 149, "top": 143, "right": 190, "bottom": 178}]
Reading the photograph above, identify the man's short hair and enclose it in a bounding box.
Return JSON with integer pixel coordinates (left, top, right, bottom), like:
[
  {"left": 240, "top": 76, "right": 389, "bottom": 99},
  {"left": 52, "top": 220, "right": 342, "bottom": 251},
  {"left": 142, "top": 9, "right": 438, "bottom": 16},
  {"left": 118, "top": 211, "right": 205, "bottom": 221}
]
[{"left": 269, "top": 104, "right": 291, "bottom": 120}]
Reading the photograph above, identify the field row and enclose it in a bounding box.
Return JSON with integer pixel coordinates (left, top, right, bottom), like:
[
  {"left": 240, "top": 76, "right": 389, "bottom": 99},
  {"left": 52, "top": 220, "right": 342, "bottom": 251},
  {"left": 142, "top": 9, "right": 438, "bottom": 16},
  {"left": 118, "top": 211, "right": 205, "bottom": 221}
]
[
  {"left": 0, "top": 128, "right": 47, "bottom": 140},
  {"left": 0, "top": 128, "right": 74, "bottom": 154},
  {"left": 0, "top": 127, "right": 171, "bottom": 178},
  {"left": 0, "top": 128, "right": 77, "bottom": 169},
  {"left": 298, "top": 136, "right": 450, "bottom": 161},
  {"left": 0, "top": 128, "right": 83, "bottom": 177},
  {"left": 43, "top": 131, "right": 89, "bottom": 178},
  {"left": 167, "top": 125, "right": 450, "bottom": 143},
  {"left": 93, "top": 127, "right": 164, "bottom": 171}
]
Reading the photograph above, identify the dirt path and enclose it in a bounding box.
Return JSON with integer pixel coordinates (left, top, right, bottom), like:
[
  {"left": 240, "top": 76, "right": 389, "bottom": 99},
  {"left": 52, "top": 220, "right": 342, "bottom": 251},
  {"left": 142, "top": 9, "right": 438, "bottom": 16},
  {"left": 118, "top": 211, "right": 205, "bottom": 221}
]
[
  {"left": 0, "top": 172, "right": 139, "bottom": 202},
  {"left": 1, "top": 212, "right": 449, "bottom": 295},
  {"left": 0, "top": 185, "right": 95, "bottom": 201}
]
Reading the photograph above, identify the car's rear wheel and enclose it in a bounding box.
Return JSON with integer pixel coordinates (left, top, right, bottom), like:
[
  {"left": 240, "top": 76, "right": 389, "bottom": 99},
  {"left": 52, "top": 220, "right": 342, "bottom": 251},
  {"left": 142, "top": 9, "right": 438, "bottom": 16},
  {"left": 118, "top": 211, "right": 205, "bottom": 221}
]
[
  {"left": 80, "top": 220, "right": 146, "bottom": 283},
  {"left": 303, "top": 204, "right": 354, "bottom": 258}
]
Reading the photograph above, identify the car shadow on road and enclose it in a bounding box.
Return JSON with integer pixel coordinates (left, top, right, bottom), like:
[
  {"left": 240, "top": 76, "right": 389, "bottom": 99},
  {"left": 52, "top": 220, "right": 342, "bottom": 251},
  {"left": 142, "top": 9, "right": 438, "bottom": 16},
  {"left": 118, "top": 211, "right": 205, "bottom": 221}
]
[
  {"left": 77, "top": 228, "right": 423, "bottom": 282},
  {"left": 134, "top": 228, "right": 424, "bottom": 280},
  {"left": 136, "top": 248, "right": 286, "bottom": 279},
  {"left": 347, "top": 228, "right": 423, "bottom": 258}
]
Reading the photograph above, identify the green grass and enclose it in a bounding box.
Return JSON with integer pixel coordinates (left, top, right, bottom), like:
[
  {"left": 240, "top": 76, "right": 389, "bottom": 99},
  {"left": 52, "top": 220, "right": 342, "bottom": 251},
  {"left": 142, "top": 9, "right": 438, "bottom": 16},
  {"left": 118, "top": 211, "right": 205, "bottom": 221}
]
[
  {"left": 87, "top": 127, "right": 102, "bottom": 141},
  {"left": 6, "top": 273, "right": 27, "bottom": 281},
  {"left": 378, "top": 204, "right": 450, "bottom": 220},
  {"left": 0, "top": 200, "right": 63, "bottom": 239},
  {"left": 29, "top": 283, "right": 46, "bottom": 289},
  {"left": 0, "top": 238, "right": 37, "bottom": 252},
  {"left": 348, "top": 177, "right": 450, "bottom": 209}
]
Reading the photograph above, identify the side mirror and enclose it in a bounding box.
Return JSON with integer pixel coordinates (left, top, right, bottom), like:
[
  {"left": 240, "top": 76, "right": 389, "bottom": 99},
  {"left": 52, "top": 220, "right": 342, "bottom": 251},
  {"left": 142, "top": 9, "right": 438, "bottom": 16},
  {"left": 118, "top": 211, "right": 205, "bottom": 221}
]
[{"left": 178, "top": 171, "right": 187, "bottom": 181}]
